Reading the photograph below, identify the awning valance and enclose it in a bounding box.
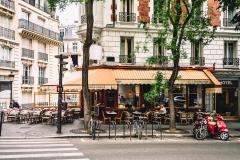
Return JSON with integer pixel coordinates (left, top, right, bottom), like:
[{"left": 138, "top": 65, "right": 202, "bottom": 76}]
[{"left": 41, "top": 68, "right": 221, "bottom": 91}]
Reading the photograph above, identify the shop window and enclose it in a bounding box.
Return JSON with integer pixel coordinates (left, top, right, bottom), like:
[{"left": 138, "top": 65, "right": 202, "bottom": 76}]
[{"left": 106, "top": 90, "right": 115, "bottom": 108}]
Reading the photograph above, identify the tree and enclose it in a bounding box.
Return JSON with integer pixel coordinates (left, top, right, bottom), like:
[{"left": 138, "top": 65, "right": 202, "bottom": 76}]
[
  {"left": 48, "top": 0, "right": 93, "bottom": 129},
  {"left": 142, "top": 0, "right": 217, "bottom": 131}
]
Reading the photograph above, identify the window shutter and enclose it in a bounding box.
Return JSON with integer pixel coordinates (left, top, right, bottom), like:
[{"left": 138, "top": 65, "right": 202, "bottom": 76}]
[
  {"left": 208, "top": 0, "right": 221, "bottom": 27},
  {"left": 138, "top": 0, "right": 150, "bottom": 23}
]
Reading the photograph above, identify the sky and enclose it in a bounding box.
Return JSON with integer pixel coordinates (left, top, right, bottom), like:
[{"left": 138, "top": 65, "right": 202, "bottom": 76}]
[{"left": 56, "top": 4, "right": 79, "bottom": 25}]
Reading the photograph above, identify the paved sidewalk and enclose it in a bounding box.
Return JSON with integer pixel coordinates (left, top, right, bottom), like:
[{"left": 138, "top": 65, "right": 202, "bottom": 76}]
[{"left": 1, "top": 119, "right": 240, "bottom": 139}]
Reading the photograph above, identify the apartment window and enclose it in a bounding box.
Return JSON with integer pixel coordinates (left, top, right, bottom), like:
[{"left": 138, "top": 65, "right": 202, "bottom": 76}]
[
  {"left": 191, "top": 42, "right": 203, "bottom": 65},
  {"left": 119, "top": 0, "right": 135, "bottom": 22},
  {"left": 60, "top": 29, "right": 65, "bottom": 38},
  {"left": 21, "top": 11, "right": 30, "bottom": 21},
  {"left": 73, "top": 43, "right": 78, "bottom": 52},
  {"left": 120, "top": 37, "right": 134, "bottom": 63},
  {"left": 224, "top": 42, "right": 236, "bottom": 65},
  {"left": 153, "top": 38, "right": 164, "bottom": 57},
  {"left": 39, "top": 67, "right": 45, "bottom": 78},
  {"left": 0, "top": 15, "right": 11, "bottom": 28},
  {"left": 0, "top": 46, "right": 12, "bottom": 61},
  {"left": 223, "top": 7, "right": 235, "bottom": 27},
  {"left": 23, "top": 65, "right": 31, "bottom": 78},
  {"left": 38, "top": 42, "right": 46, "bottom": 53}
]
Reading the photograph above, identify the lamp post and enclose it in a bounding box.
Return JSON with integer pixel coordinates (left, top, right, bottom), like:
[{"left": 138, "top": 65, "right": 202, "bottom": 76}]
[{"left": 8, "top": 72, "right": 15, "bottom": 108}]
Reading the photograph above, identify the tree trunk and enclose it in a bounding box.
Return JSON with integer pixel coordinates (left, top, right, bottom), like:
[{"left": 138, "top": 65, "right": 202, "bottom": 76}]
[{"left": 82, "top": 0, "right": 94, "bottom": 130}]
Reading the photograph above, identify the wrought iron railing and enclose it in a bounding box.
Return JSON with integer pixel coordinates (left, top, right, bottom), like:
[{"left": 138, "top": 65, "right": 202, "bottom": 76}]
[
  {"left": 81, "top": 15, "right": 87, "bottom": 24},
  {"left": 22, "top": 76, "right": 34, "bottom": 85},
  {"left": 0, "top": 0, "right": 15, "bottom": 10},
  {"left": 38, "top": 52, "right": 48, "bottom": 61},
  {"left": 38, "top": 77, "right": 48, "bottom": 85},
  {"left": 0, "top": 26, "right": 15, "bottom": 40},
  {"left": 18, "top": 19, "right": 60, "bottom": 41},
  {"left": 223, "top": 18, "right": 234, "bottom": 27},
  {"left": 190, "top": 57, "right": 205, "bottom": 66},
  {"left": 0, "top": 60, "right": 15, "bottom": 68},
  {"left": 22, "top": 48, "right": 34, "bottom": 59},
  {"left": 223, "top": 58, "right": 239, "bottom": 66},
  {"left": 119, "top": 55, "right": 135, "bottom": 64},
  {"left": 119, "top": 12, "right": 136, "bottom": 22}
]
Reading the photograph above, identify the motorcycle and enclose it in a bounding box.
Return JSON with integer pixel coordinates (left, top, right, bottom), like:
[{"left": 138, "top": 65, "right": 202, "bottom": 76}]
[
  {"left": 192, "top": 113, "right": 208, "bottom": 140},
  {"left": 206, "top": 115, "right": 229, "bottom": 141},
  {"left": 193, "top": 113, "right": 229, "bottom": 141}
]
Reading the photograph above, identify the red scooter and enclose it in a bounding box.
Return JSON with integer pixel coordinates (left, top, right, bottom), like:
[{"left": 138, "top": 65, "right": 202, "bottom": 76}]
[{"left": 206, "top": 115, "right": 229, "bottom": 141}]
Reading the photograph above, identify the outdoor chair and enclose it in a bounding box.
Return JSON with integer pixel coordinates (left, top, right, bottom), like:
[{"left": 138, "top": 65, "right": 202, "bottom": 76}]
[
  {"left": 101, "top": 111, "right": 111, "bottom": 124},
  {"left": 41, "top": 110, "right": 53, "bottom": 124},
  {"left": 7, "top": 109, "right": 20, "bottom": 122},
  {"left": 29, "top": 110, "right": 42, "bottom": 124},
  {"left": 180, "top": 112, "right": 188, "bottom": 125},
  {"left": 115, "top": 111, "right": 124, "bottom": 124},
  {"left": 122, "top": 111, "right": 132, "bottom": 127},
  {"left": 187, "top": 112, "right": 194, "bottom": 124},
  {"left": 19, "top": 110, "right": 30, "bottom": 123}
]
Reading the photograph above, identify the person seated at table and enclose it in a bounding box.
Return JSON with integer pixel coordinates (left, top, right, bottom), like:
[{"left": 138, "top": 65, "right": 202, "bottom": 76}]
[
  {"left": 157, "top": 104, "right": 167, "bottom": 115},
  {"left": 139, "top": 103, "right": 147, "bottom": 113},
  {"left": 126, "top": 104, "right": 133, "bottom": 113}
]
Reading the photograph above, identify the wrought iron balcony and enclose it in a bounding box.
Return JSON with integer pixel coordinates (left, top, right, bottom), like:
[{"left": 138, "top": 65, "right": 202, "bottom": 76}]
[
  {"left": 38, "top": 77, "right": 48, "bottom": 85},
  {"left": 22, "top": 48, "right": 34, "bottom": 59},
  {"left": 0, "top": 26, "right": 15, "bottom": 40},
  {"left": 190, "top": 57, "right": 205, "bottom": 66},
  {"left": 119, "top": 55, "right": 135, "bottom": 64},
  {"left": 81, "top": 15, "right": 87, "bottom": 24},
  {"left": 38, "top": 52, "right": 48, "bottom": 61},
  {"left": 119, "top": 12, "right": 136, "bottom": 22},
  {"left": 223, "top": 18, "right": 234, "bottom": 27},
  {"left": 22, "top": 76, "right": 34, "bottom": 85},
  {"left": 0, "top": 60, "right": 15, "bottom": 68},
  {"left": 18, "top": 19, "right": 60, "bottom": 41},
  {"left": 223, "top": 58, "right": 239, "bottom": 66},
  {"left": 0, "top": 0, "right": 15, "bottom": 10}
]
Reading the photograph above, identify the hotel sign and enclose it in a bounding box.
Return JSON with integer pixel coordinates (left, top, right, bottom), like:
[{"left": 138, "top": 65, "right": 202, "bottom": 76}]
[{"left": 220, "top": 80, "right": 233, "bottom": 85}]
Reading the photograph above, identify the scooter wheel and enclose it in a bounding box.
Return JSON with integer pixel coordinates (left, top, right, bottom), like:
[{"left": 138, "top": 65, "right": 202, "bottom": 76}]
[
  {"left": 220, "top": 132, "right": 229, "bottom": 141},
  {"left": 195, "top": 129, "right": 207, "bottom": 140}
]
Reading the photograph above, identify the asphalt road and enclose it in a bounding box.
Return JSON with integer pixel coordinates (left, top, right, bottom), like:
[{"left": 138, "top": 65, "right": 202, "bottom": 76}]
[{"left": 71, "top": 137, "right": 240, "bottom": 160}]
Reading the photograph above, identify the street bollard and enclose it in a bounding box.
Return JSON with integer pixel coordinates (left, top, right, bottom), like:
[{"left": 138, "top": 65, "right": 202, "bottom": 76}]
[
  {"left": 129, "top": 122, "right": 132, "bottom": 140},
  {"left": 109, "top": 122, "right": 111, "bottom": 139},
  {"left": 152, "top": 123, "right": 154, "bottom": 138},
  {"left": 145, "top": 122, "right": 147, "bottom": 139},
  {"left": 123, "top": 123, "right": 125, "bottom": 138},
  {"left": 0, "top": 111, "right": 4, "bottom": 136},
  {"left": 114, "top": 122, "right": 116, "bottom": 140}
]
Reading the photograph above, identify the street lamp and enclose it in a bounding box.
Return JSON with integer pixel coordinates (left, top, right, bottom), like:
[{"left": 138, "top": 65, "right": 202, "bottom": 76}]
[{"left": 8, "top": 72, "right": 15, "bottom": 108}]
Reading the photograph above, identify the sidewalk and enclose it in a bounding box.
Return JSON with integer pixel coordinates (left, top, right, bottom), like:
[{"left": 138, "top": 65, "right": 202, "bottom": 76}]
[{"left": 1, "top": 119, "right": 240, "bottom": 139}]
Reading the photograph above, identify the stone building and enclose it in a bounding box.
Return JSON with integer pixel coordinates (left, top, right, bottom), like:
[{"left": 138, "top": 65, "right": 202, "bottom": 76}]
[
  {"left": 0, "top": 0, "right": 61, "bottom": 108},
  {"left": 76, "top": 0, "right": 240, "bottom": 117}
]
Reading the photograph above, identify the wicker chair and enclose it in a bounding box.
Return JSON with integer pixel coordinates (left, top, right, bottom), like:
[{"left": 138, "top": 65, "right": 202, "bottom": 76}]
[
  {"left": 115, "top": 111, "right": 124, "bottom": 124},
  {"left": 101, "top": 111, "right": 111, "bottom": 124}
]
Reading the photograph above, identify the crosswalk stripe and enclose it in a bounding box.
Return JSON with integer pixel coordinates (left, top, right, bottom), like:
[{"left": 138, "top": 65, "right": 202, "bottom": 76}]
[
  {"left": 0, "top": 139, "right": 68, "bottom": 142},
  {"left": 0, "top": 152, "right": 84, "bottom": 159},
  {"left": 0, "top": 141, "right": 70, "bottom": 144},
  {"left": 0, "top": 148, "right": 78, "bottom": 153},
  {"left": 0, "top": 144, "right": 74, "bottom": 148}
]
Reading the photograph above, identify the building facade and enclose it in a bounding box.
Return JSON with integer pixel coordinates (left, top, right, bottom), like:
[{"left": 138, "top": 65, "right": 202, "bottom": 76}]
[
  {"left": 78, "top": 0, "right": 240, "bottom": 117},
  {"left": 59, "top": 24, "right": 82, "bottom": 70},
  {"left": 0, "top": 0, "right": 60, "bottom": 108}
]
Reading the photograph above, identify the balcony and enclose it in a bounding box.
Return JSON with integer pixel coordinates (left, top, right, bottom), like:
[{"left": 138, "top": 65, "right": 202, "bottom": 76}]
[
  {"left": 190, "top": 57, "right": 205, "bottom": 66},
  {"left": 0, "top": 60, "right": 15, "bottom": 68},
  {"left": 38, "top": 52, "right": 48, "bottom": 61},
  {"left": 22, "top": 0, "right": 52, "bottom": 15},
  {"left": 22, "top": 76, "right": 34, "bottom": 85},
  {"left": 0, "top": 26, "right": 15, "bottom": 40},
  {"left": 18, "top": 19, "right": 61, "bottom": 45},
  {"left": 119, "top": 55, "right": 135, "bottom": 64},
  {"left": 119, "top": 12, "right": 136, "bottom": 22},
  {"left": 38, "top": 77, "right": 48, "bottom": 85},
  {"left": 81, "top": 15, "right": 87, "bottom": 24},
  {"left": 223, "top": 58, "right": 239, "bottom": 67},
  {"left": 152, "top": 14, "right": 162, "bottom": 24},
  {"left": 223, "top": 18, "right": 234, "bottom": 27},
  {"left": 22, "top": 48, "right": 34, "bottom": 59},
  {"left": 0, "top": 0, "right": 14, "bottom": 10}
]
